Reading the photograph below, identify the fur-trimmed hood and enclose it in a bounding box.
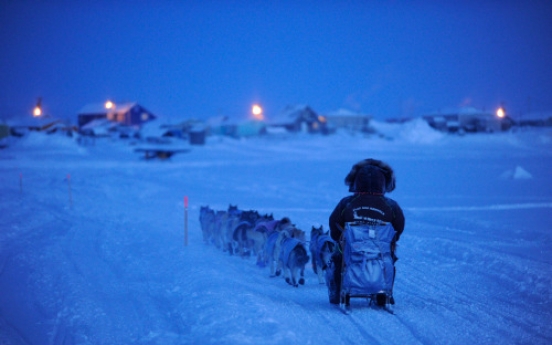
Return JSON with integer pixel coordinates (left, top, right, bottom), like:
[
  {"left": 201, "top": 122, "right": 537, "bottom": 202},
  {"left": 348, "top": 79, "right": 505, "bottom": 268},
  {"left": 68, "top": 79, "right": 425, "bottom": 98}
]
[{"left": 344, "top": 158, "right": 396, "bottom": 194}]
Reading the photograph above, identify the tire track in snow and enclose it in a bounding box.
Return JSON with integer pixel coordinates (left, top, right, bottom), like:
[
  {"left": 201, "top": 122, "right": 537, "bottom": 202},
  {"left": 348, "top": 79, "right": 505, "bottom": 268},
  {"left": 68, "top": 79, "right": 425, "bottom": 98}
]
[{"left": 406, "top": 202, "right": 552, "bottom": 211}]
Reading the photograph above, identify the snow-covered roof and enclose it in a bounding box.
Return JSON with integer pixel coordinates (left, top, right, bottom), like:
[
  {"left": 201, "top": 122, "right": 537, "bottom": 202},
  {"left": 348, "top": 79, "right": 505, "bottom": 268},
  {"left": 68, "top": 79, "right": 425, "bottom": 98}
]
[
  {"left": 425, "top": 107, "right": 493, "bottom": 117},
  {"left": 140, "top": 121, "right": 169, "bottom": 138},
  {"left": 324, "top": 108, "right": 371, "bottom": 117},
  {"left": 268, "top": 104, "right": 318, "bottom": 124},
  {"left": 80, "top": 118, "right": 115, "bottom": 130},
  {"left": 7, "top": 116, "right": 62, "bottom": 128}
]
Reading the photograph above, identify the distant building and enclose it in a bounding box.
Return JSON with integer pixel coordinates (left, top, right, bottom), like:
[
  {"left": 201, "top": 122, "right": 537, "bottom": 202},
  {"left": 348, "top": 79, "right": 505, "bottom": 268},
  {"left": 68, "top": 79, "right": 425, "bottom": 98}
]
[
  {"left": 517, "top": 111, "right": 552, "bottom": 127},
  {"left": 7, "top": 116, "right": 66, "bottom": 136},
  {"left": 322, "top": 109, "right": 372, "bottom": 131},
  {"left": 267, "top": 105, "right": 327, "bottom": 133},
  {"left": 79, "top": 118, "right": 117, "bottom": 137},
  {"left": 0, "top": 123, "right": 9, "bottom": 147},
  {"left": 77, "top": 102, "right": 156, "bottom": 128},
  {"left": 423, "top": 107, "right": 513, "bottom": 133},
  {"left": 206, "top": 116, "right": 266, "bottom": 138}
]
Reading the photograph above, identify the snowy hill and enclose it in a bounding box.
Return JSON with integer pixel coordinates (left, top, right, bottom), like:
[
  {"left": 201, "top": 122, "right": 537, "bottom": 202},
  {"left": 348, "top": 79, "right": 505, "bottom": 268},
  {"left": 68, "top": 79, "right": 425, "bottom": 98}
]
[{"left": 1, "top": 124, "right": 551, "bottom": 344}]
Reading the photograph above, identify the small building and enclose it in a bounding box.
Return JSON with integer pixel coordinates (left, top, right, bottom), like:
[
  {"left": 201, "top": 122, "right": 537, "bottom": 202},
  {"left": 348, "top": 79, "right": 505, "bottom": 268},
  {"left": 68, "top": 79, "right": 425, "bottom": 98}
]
[
  {"left": 423, "top": 107, "right": 513, "bottom": 133},
  {"left": 0, "top": 123, "right": 9, "bottom": 148},
  {"left": 159, "top": 119, "right": 205, "bottom": 139},
  {"left": 77, "top": 102, "right": 156, "bottom": 128},
  {"left": 235, "top": 120, "right": 266, "bottom": 137},
  {"left": 206, "top": 116, "right": 266, "bottom": 138},
  {"left": 80, "top": 118, "right": 117, "bottom": 137},
  {"left": 205, "top": 116, "right": 231, "bottom": 136},
  {"left": 323, "top": 109, "right": 372, "bottom": 132},
  {"left": 189, "top": 124, "right": 206, "bottom": 145},
  {"left": 267, "top": 105, "right": 327, "bottom": 133}
]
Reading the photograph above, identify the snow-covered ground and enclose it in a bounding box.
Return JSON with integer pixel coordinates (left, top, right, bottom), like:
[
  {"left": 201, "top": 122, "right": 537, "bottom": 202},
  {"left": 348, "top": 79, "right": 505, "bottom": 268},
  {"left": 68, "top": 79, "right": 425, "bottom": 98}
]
[{"left": 1, "top": 120, "right": 551, "bottom": 344}]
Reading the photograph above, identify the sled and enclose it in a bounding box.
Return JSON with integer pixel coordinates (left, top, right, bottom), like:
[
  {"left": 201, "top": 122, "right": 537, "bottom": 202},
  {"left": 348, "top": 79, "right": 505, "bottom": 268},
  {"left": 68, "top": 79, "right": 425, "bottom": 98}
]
[{"left": 339, "top": 221, "right": 397, "bottom": 314}]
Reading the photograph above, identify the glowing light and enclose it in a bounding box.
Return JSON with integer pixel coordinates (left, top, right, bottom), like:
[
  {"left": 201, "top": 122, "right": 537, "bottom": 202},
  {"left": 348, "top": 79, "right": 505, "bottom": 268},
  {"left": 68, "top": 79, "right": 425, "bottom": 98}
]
[
  {"left": 105, "top": 100, "right": 114, "bottom": 109},
  {"left": 251, "top": 104, "right": 264, "bottom": 120},
  {"left": 496, "top": 107, "right": 505, "bottom": 118},
  {"left": 33, "top": 106, "right": 42, "bottom": 117}
]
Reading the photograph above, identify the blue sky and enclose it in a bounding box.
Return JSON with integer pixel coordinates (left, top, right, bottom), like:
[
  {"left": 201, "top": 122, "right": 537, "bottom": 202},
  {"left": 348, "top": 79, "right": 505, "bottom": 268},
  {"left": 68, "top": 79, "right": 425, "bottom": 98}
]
[{"left": 1, "top": 0, "right": 551, "bottom": 122}]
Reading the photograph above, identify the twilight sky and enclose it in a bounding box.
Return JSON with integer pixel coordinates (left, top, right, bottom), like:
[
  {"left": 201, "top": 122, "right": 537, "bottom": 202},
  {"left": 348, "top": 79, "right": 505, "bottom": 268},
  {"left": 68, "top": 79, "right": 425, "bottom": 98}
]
[{"left": 1, "top": 0, "right": 551, "bottom": 122}]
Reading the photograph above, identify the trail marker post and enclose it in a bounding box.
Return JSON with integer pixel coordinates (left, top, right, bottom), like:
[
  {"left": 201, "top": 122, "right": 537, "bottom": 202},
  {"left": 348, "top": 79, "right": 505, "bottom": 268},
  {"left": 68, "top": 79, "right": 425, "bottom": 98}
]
[
  {"left": 67, "top": 174, "right": 73, "bottom": 207},
  {"left": 184, "top": 196, "right": 189, "bottom": 246}
]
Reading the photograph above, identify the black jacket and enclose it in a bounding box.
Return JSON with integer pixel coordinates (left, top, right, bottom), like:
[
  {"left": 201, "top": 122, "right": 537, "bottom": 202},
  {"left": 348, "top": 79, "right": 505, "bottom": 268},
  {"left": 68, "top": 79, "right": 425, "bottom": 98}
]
[{"left": 329, "top": 159, "right": 405, "bottom": 243}]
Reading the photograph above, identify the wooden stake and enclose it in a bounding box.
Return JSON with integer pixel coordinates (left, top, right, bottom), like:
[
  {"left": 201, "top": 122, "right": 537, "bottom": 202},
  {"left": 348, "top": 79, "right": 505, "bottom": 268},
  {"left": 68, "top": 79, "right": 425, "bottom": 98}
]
[{"left": 184, "top": 196, "right": 189, "bottom": 246}]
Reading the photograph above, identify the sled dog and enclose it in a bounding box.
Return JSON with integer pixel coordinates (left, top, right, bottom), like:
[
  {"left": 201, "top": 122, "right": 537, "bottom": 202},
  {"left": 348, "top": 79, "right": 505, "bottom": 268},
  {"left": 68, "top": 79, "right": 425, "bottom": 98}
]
[
  {"left": 247, "top": 218, "right": 279, "bottom": 267},
  {"left": 266, "top": 221, "right": 306, "bottom": 279},
  {"left": 279, "top": 234, "right": 310, "bottom": 287},
  {"left": 309, "top": 225, "right": 336, "bottom": 284},
  {"left": 199, "top": 206, "right": 216, "bottom": 244},
  {"left": 223, "top": 205, "right": 241, "bottom": 254}
]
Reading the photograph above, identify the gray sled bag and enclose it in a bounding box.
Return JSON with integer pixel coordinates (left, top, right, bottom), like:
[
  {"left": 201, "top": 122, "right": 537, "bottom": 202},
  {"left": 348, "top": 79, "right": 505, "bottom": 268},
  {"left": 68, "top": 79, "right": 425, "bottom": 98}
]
[{"left": 340, "top": 221, "right": 396, "bottom": 307}]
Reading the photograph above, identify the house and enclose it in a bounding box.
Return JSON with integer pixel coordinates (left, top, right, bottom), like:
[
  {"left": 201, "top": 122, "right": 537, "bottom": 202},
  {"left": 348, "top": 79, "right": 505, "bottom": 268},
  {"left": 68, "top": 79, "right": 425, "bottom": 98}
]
[
  {"left": 159, "top": 119, "right": 205, "bottom": 139},
  {"left": 205, "top": 116, "right": 231, "bottom": 136},
  {"left": 79, "top": 118, "right": 118, "bottom": 137},
  {"left": 206, "top": 116, "right": 266, "bottom": 138},
  {"left": 77, "top": 102, "right": 156, "bottom": 128},
  {"left": 322, "top": 108, "right": 372, "bottom": 132},
  {"left": 267, "top": 105, "right": 327, "bottom": 133},
  {"left": 423, "top": 107, "right": 513, "bottom": 133}
]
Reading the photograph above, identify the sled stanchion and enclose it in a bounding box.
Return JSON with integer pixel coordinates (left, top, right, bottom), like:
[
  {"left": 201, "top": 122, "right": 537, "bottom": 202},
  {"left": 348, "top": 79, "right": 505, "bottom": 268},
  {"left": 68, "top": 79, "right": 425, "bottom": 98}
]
[
  {"left": 184, "top": 196, "right": 189, "bottom": 246},
  {"left": 67, "top": 174, "right": 73, "bottom": 208}
]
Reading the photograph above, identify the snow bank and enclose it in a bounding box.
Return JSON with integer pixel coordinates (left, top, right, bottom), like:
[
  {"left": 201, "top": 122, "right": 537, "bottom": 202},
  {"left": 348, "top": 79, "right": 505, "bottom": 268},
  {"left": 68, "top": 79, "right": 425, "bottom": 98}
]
[
  {"left": 371, "top": 118, "right": 444, "bottom": 144},
  {"left": 500, "top": 166, "right": 533, "bottom": 180},
  {"left": 12, "top": 131, "right": 88, "bottom": 155}
]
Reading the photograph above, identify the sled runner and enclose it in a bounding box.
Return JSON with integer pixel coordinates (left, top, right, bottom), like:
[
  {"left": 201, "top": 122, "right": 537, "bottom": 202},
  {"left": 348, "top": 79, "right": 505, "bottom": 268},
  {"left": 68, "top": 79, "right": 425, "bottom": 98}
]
[{"left": 339, "top": 221, "right": 397, "bottom": 314}]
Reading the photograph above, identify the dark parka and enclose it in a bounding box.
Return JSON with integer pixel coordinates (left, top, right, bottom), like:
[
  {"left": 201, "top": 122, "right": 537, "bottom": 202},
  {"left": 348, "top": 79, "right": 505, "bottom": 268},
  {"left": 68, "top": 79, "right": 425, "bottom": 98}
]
[{"left": 329, "top": 159, "right": 405, "bottom": 245}]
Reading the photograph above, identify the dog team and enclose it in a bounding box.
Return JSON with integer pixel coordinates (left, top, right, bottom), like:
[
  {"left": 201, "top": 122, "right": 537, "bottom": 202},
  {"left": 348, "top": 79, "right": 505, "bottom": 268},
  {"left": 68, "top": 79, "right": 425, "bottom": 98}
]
[{"left": 199, "top": 205, "right": 336, "bottom": 287}]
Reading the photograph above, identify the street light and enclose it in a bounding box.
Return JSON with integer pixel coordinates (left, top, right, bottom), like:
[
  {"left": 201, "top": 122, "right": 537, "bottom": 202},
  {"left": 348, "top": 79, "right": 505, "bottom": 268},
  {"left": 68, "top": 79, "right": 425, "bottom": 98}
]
[
  {"left": 105, "top": 100, "right": 115, "bottom": 120},
  {"left": 33, "top": 106, "right": 42, "bottom": 117},
  {"left": 33, "top": 97, "right": 42, "bottom": 117},
  {"left": 252, "top": 104, "right": 264, "bottom": 120},
  {"left": 496, "top": 107, "right": 505, "bottom": 118}
]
